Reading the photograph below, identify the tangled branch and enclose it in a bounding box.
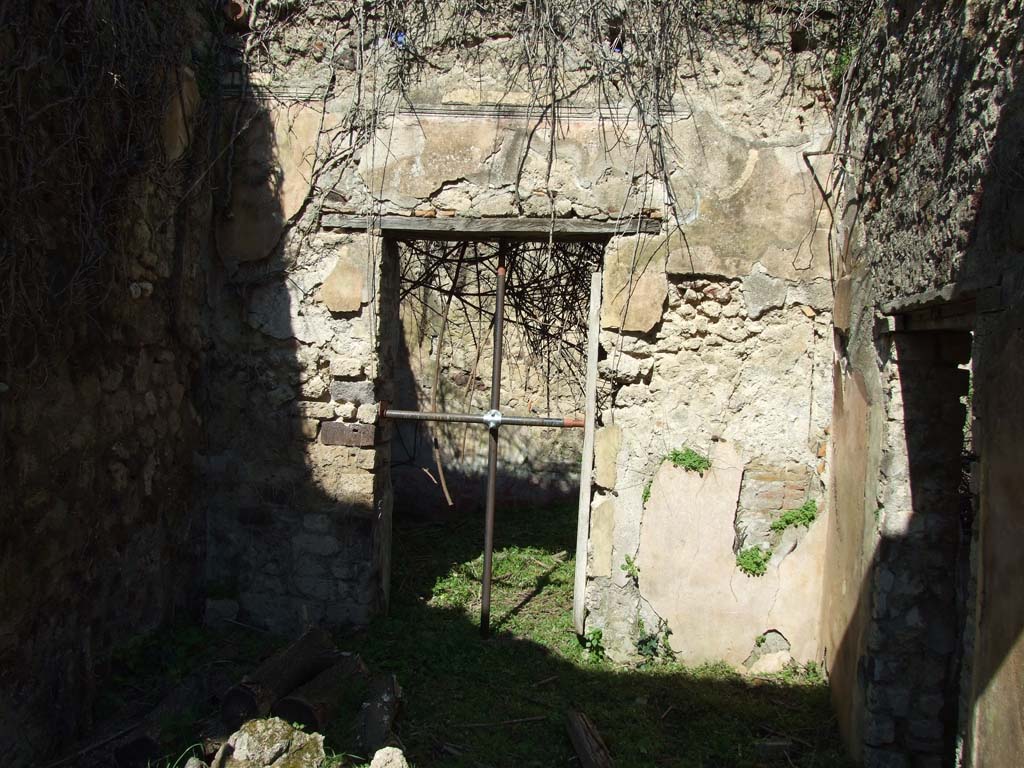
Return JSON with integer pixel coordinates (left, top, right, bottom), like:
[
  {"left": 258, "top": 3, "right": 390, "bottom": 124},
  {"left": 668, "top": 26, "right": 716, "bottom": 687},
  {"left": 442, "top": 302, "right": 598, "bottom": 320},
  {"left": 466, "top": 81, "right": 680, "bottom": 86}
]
[{"left": 0, "top": 0, "right": 204, "bottom": 384}]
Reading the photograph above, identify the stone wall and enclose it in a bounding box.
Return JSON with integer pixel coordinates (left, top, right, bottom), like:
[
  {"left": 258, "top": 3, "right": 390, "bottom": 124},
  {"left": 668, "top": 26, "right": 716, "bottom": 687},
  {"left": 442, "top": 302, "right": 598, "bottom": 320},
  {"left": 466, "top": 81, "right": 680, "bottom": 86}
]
[
  {"left": 0, "top": 3, "right": 211, "bottom": 762},
  {"left": 824, "top": 1, "right": 1024, "bottom": 765},
  {"left": 199, "top": 226, "right": 394, "bottom": 633},
  {"left": 586, "top": 226, "right": 834, "bottom": 664},
  {"left": 201, "top": 4, "right": 838, "bottom": 666}
]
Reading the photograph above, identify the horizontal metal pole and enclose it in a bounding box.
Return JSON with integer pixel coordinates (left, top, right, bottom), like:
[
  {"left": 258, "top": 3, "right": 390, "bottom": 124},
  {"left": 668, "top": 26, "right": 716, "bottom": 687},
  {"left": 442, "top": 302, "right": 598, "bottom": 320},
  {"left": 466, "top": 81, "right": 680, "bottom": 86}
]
[{"left": 382, "top": 408, "right": 584, "bottom": 429}]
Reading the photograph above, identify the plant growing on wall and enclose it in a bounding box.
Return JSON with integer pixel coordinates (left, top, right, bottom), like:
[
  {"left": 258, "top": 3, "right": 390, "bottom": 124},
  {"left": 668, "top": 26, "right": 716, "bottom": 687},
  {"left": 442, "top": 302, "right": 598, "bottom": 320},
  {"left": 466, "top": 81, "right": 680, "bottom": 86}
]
[
  {"left": 666, "top": 447, "right": 712, "bottom": 474},
  {"left": 770, "top": 500, "right": 818, "bottom": 532},
  {"left": 621, "top": 554, "right": 640, "bottom": 585},
  {"left": 641, "top": 446, "right": 711, "bottom": 506},
  {"left": 736, "top": 546, "right": 770, "bottom": 577},
  {"left": 636, "top": 618, "right": 675, "bottom": 665},
  {"left": 582, "top": 628, "right": 605, "bottom": 661}
]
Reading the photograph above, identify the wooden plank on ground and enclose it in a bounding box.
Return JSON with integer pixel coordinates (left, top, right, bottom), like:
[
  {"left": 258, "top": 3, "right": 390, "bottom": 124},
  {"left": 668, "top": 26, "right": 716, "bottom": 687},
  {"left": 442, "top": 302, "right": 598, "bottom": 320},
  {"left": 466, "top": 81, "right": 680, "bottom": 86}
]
[
  {"left": 573, "top": 271, "right": 602, "bottom": 635},
  {"left": 566, "top": 709, "right": 614, "bottom": 768},
  {"left": 320, "top": 214, "right": 661, "bottom": 241}
]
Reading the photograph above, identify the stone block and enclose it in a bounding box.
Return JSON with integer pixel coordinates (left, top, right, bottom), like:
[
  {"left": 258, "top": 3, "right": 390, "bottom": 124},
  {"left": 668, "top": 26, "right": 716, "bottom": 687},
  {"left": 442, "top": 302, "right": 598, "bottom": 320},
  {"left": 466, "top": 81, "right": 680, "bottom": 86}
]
[
  {"left": 589, "top": 499, "right": 615, "bottom": 577},
  {"left": 320, "top": 242, "right": 371, "bottom": 313},
  {"left": 370, "top": 747, "right": 409, "bottom": 768},
  {"left": 295, "top": 401, "right": 335, "bottom": 419},
  {"left": 330, "top": 356, "right": 366, "bottom": 378},
  {"left": 742, "top": 264, "right": 788, "bottom": 319},
  {"left": 864, "top": 713, "right": 896, "bottom": 746},
  {"left": 296, "top": 418, "right": 319, "bottom": 440},
  {"left": 788, "top": 279, "right": 833, "bottom": 311},
  {"left": 293, "top": 533, "right": 340, "bottom": 556},
  {"left": 321, "top": 421, "right": 377, "bottom": 447},
  {"left": 357, "top": 403, "right": 379, "bottom": 424},
  {"left": 225, "top": 717, "right": 325, "bottom": 767},
  {"left": 601, "top": 235, "right": 668, "bottom": 333},
  {"left": 331, "top": 379, "right": 375, "bottom": 405},
  {"left": 593, "top": 426, "right": 622, "bottom": 489},
  {"left": 335, "top": 402, "right": 357, "bottom": 420}
]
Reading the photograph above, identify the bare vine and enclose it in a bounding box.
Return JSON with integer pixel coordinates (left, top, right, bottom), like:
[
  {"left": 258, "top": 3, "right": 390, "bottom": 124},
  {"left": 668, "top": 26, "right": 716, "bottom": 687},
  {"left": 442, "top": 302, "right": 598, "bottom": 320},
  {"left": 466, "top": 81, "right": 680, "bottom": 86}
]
[{"left": 0, "top": 0, "right": 210, "bottom": 386}]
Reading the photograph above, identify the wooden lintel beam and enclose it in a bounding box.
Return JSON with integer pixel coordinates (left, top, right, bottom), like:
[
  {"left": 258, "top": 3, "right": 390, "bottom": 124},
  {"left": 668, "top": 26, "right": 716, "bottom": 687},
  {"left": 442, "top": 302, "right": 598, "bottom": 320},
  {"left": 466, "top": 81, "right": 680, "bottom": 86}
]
[{"left": 320, "top": 214, "right": 662, "bottom": 241}]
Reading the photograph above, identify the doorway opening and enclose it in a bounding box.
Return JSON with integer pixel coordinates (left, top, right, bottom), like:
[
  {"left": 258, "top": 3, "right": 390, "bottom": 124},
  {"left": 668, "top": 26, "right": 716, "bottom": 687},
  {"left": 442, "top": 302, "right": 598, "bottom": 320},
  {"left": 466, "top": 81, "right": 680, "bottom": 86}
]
[
  {"left": 388, "top": 237, "right": 604, "bottom": 520},
  {"left": 865, "top": 314, "right": 978, "bottom": 765}
]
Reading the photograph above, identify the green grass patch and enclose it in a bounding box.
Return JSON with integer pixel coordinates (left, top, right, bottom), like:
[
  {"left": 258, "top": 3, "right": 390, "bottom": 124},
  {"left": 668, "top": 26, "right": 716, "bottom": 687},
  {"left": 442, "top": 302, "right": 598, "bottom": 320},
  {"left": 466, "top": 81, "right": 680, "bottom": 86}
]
[
  {"left": 770, "top": 500, "right": 819, "bottom": 532},
  {"left": 736, "top": 546, "right": 771, "bottom": 577},
  {"left": 336, "top": 501, "right": 847, "bottom": 767}
]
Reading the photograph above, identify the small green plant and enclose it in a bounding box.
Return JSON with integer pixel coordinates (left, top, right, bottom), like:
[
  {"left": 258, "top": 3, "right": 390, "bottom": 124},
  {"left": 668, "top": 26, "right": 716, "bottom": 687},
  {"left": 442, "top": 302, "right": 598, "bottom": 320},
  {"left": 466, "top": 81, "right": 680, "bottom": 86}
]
[
  {"left": 636, "top": 619, "right": 675, "bottom": 665},
  {"left": 770, "top": 500, "right": 818, "bottom": 532},
  {"left": 755, "top": 633, "right": 766, "bottom": 648},
  {"left": 829, "top": 45, "right": 856, "bottom": 92},
  {"left": 621, "top": 554, "right": 640, "bottom": 584},
  {"left": 736, "top": 546, "right": 770, "bottom": 577},
  {"left": 643, "top": 446, "right": 711, "bottom": 502},
  {"left": 666, "top": 447, "right": 712, "bottom": 474},
  {"left": 583, "top": 628, "right": 605, "bottom": 661}
]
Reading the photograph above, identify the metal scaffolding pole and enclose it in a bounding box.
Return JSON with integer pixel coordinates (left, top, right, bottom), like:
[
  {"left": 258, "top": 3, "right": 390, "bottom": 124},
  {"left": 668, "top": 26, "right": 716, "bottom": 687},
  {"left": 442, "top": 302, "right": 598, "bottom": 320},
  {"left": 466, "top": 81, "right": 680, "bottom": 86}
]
[{"left": 379, "top": 249, "right": 588, "bottom": 638}]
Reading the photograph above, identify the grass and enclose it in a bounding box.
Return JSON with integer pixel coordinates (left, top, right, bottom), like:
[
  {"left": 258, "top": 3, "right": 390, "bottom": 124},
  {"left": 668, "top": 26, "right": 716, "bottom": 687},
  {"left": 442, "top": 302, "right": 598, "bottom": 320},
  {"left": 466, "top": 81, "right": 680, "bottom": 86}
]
[
  {"left": 331, "top": 502, "right": 849, "bottom": 767},
  {"left": 89, "top": 502, "right": 848, "bottom": 768}
]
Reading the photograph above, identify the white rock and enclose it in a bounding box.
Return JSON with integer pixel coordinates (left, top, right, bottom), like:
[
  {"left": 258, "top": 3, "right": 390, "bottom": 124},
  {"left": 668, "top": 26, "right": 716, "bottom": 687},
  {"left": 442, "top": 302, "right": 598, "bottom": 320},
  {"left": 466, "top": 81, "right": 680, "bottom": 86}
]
[
  {"left": 370, "top": 746, "right": 410, "bottom": 768},
  {"left": 747, "top": 651, "right": 793, "bottom": 675}
]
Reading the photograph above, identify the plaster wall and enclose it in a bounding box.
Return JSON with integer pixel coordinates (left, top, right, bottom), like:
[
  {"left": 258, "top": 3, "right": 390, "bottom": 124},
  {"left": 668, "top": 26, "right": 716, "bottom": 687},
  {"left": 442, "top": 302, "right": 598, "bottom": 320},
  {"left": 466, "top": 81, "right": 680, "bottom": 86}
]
[{"left": 967, "top": 306, "right": 1024, "bottom": 767}]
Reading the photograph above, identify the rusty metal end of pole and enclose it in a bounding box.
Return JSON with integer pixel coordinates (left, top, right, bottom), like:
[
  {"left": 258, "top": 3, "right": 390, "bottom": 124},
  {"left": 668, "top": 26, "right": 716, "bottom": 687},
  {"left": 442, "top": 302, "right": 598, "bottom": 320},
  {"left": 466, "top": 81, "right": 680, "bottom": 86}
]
[{"left": 563, "top": 417, "right": 585, "bottom": 428}]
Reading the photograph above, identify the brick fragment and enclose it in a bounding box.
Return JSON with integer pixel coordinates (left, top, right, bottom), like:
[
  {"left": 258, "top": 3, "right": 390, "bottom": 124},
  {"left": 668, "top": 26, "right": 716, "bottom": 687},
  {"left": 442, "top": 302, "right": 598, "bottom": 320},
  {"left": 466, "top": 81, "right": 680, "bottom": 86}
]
[{"left": 321, "top": 421, "right": 376, "bottom": 447}]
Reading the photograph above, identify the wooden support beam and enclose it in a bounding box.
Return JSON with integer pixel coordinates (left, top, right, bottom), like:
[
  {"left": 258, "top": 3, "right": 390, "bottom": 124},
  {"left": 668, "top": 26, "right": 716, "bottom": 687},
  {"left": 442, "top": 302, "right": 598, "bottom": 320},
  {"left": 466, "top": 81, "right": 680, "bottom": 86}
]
[
  {"left": 221, "top": 628, "right": 339, "bottom": 729},
  {"left": 320, "top": 214, "right": 662, "bottom": 242},
  {"left": 573, "top": 271, "right": 602, "bottom": 635}
]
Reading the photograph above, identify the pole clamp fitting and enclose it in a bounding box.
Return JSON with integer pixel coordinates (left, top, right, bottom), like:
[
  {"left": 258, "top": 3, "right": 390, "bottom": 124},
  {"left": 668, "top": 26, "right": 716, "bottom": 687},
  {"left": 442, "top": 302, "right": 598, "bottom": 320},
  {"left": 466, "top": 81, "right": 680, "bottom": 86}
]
[{"left": 483, "top": 409, "right": 503, "bottom": 430}]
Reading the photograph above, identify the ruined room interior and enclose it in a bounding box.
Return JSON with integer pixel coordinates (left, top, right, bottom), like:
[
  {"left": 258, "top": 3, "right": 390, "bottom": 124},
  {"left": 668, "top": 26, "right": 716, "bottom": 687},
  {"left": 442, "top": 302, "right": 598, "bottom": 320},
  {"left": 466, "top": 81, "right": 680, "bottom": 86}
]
[{"left": 2, "top": 1, "right": 1022, "bottom": 767}]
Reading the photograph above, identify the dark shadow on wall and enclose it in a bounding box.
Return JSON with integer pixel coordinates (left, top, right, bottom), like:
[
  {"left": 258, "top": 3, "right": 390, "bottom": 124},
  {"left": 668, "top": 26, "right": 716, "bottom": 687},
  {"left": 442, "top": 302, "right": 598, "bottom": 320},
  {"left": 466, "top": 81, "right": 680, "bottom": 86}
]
[
  {"left": 196, "top": 80, "right": 391, "bottom": 636},
  {"left": 0, "top": 2, "right": 213, "bottom": 764}
]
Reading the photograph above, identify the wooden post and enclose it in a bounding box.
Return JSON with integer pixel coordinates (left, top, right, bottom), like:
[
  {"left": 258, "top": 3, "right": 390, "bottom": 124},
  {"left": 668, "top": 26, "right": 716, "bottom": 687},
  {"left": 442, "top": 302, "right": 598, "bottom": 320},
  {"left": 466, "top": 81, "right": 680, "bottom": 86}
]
[{"left": 573, "top": 271, "right": 601, "bottom": 635}]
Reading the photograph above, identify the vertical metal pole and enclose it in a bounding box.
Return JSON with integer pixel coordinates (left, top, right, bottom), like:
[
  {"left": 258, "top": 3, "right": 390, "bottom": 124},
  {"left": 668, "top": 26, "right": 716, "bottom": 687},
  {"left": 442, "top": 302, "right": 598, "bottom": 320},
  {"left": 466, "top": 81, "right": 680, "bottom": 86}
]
[{"left": 481, "top": 251, "right": 506, "bottom": 637}]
